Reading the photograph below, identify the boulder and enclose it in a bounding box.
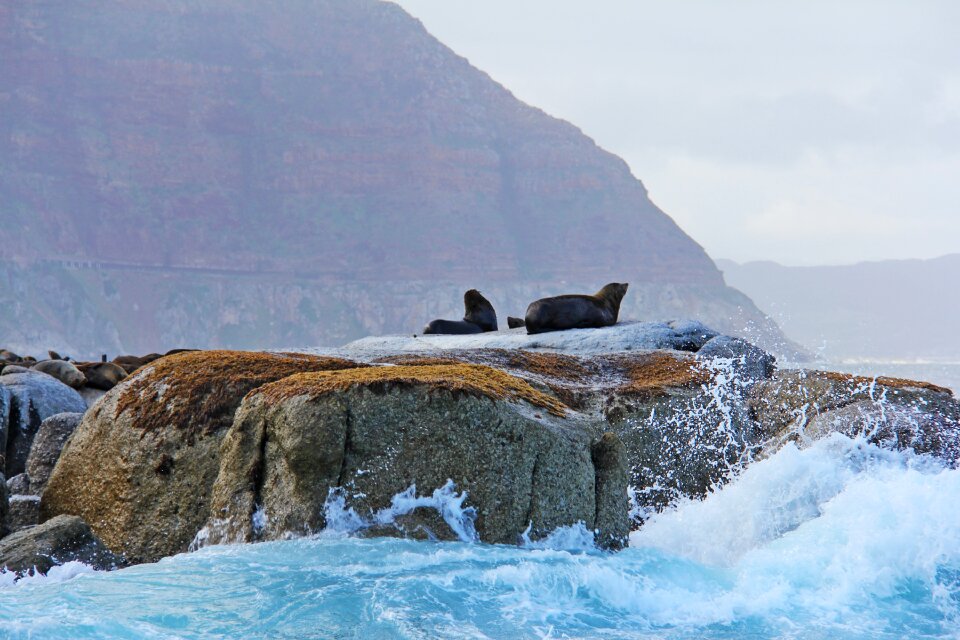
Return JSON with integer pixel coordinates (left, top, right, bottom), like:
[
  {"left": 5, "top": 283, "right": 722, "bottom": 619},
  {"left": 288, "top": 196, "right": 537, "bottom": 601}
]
[
  {"left": 0, "top": 370, "right": 86, "bottom": 477},
  {"left": 26, "top": 412, "right": 84, "bottom": 496},
  {"left": 6, "top": 495, "right": 40, "bottom": 532},
  {"left": 0, "top": 473, "right": 6, "bottom": 536},
  {"left": 31, "top": 360, "right": 87, "bottom": 389},
  {"left": 5, "top": 473, "right": 29, "bottom": 495},
  {"left": 41, "top": 350, "right": 366, "bottom": 564},
  {"left": 754, "top": 370, "right": 960, "bottom": 462},
  {"left": 696, "top": 335, "right": 776, "bottom": 382},
  {"left": 204, "top": 364, "right": 628, "bottom": 549},
  {"left": 0, "top": 515, "right": 120, "bottom": 576},
  {"left": 666, "top": 320, "right": 720, "bottom": 352}
]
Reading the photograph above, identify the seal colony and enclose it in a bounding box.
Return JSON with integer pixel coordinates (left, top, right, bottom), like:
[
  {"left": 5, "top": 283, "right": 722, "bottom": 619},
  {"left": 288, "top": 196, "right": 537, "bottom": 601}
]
[{"left": 426, "top": 283, "right": 630, "bottom": 336}]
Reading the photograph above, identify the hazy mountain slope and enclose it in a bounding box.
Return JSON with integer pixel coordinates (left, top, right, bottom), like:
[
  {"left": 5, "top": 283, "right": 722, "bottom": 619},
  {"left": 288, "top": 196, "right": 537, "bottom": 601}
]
[
  {"left": 0, "top": 0, "right": 791, "bottom": 357},
  {"left": 718, "top": 255, "right": 960, "bottom": 360}
]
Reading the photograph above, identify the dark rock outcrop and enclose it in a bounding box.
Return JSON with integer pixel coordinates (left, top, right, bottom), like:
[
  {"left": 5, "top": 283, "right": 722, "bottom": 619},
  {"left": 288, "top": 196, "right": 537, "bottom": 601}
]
[
  {"left": 0, "top": 515, "right": 120, "bottom": 576},
  {"left": 697, "top": 335, "right": 776, "bottom": 382}
]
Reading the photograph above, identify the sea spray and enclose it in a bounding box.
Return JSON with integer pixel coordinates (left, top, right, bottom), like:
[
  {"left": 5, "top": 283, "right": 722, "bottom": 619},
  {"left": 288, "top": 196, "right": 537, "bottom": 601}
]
[
  {"left": 1, "top": 436, "right": 959, "bottom": 638},
  {"left": 323, "top": 479, "right": 479, "bottom": 542}
]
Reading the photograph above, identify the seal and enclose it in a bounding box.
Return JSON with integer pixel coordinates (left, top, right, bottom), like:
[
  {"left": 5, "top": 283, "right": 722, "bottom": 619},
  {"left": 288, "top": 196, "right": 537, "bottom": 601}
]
[
  {"left": 423, "top": 289, "right": 498, "bottom": 335},
  {"left": 32, "top": 359, "right": 87, "bottom": 389},
  {"left": 524, "top": 283, "right": 629, "bottom": 335},
  {"left": 76, "top": 361, "right": 128, "bottom": 391},
  {"left": 113, "top": 353, "right": 162, "bottom": 374}
]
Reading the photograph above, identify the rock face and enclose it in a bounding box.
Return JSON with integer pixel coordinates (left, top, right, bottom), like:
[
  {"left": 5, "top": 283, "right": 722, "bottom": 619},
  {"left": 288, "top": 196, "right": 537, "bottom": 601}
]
[
  {"left": 41, "top": 351, "right": 365, "bottom": 564},
  {"left": 204, "top": 364, "right": 627, "bottom": 549},
  {"left": 0, "top": 0, "right": 795, "bottom": 358},
  {"left": 0, "top": 371, "right": 86, "bottom": 477},
  {"left": 0, "top": 515, "right": 120, "bottom": 576},
  {"left": 26, "top": 412, "right": 84, "bottom": 496},
  {"left": 751, "top": 370, "right": 960, "bottom": 462}
]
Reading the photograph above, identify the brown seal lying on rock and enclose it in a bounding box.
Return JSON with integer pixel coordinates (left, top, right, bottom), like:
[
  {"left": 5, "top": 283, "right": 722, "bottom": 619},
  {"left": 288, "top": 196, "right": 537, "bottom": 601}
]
[
  {"left": 76, "top": 362, "right": 128, "bottom": 391},
  {"left": 32, "top": 360, "right": 87, "bottom": 389},
  {"left": 112, "top": 353, "right": 162, "bottom": 374},
  {"left": 524, "top": 283, "right": 629, "bottom": 335},
  {"left": 423, "top": 290, "right": 499, "bottom": 335}
]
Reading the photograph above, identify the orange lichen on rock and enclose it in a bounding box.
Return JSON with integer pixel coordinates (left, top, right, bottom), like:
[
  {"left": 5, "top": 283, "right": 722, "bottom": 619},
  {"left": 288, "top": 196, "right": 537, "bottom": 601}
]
[
  {"left": 116, "top": 350, "right": 366, "bottom": 437},
  {"left": 809, "top": 369, "right": 953, "bottom": 396},
  {"left": 254, "top": 363, "right": 569, "bottom": 416},
  {"left": 373, "top": 355, "right": 464, "bottom": 367},
  {"left": 610, "top": 351, "right": 711, "bottom": 396}
]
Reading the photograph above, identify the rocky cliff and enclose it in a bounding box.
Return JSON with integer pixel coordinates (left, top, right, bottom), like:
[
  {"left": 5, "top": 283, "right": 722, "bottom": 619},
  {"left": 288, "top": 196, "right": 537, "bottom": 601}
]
[{"left": 0, "top": 0, "right": 792, "bottom": 356}]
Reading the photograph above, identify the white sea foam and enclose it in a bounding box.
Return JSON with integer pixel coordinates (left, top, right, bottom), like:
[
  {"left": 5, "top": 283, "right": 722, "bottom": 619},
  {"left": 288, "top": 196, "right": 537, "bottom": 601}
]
[{"left": 322, "top": 479, "right": 479, "bottom": 542}]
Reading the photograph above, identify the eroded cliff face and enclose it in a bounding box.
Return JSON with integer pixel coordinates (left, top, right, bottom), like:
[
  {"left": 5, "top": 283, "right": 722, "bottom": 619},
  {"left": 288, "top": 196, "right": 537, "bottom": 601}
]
[{"left": 0, "top": 0, "right": 790, "bottom": 355}]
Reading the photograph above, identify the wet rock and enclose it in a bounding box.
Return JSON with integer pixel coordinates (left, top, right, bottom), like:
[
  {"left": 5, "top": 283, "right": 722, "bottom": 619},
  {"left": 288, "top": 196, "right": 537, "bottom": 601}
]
[
  {"left": 697, "top": 335, "right": 776, "bottom": 382},
  {"left": 755, "top": 371, "right": 960, "bottom": 463},
  {"left": 26, "top": 412, "right": 83, "bottom": 496},
  {"left": 6, "top": 495, "right": 40, "bottom": 532},
  {"left": 0, "top": 370, "right": 86, "bottom": 477},
  {"left": 204, "top": 364, "right": 628, "bottom": 549},
  {"left": 0, "top": 515, "right": 121, "bottom": 576},
  {"left": 666, "top": 320, "right": 720, "bottom": 352},
  {"left": 5, "top": 473, "right": 29, "bottom": 495},
  {"left": 41, "top": 351, "right": 365, "bottom": 564}
]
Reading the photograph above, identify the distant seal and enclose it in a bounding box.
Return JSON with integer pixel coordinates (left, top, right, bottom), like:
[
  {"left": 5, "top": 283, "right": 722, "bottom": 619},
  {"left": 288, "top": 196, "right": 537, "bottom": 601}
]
[
  {"left": 113, "top": 353, "right": 162, "bottom": 374},
  {"left": 76, "top": 361, "right": 128, "bottom": 391},
  {"left": 524, "top": 283, "right": 629, "bottom": 335},
  {"left": 0, "top": 349, "right": 21, "bottom": 362},
  {"left": 32, "top": 359, "right": 87, "bottom": 389},
  {"left": 507, "top": 317, "right": 526, "bottom": 329},
  {"left": 423, "top": 289, "right": 498, "bottom": 335}
]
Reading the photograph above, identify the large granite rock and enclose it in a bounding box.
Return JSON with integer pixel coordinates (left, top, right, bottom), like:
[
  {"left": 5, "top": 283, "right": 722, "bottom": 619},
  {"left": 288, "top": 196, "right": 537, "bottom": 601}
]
[
  {"left": 41, "top": 351, "right": 365, "bottom": 564},
  {"left": 0, "top": 515, "right": 120, "bottom": 576},
  {"left": 0, "top": 371, "right": 86, "bottom": 477},
  {"left": 26, "top": 412, "right": 84, "bottom": 496},
  {"left": 203, "top": 364, "right": 628, "bottom": 549}
]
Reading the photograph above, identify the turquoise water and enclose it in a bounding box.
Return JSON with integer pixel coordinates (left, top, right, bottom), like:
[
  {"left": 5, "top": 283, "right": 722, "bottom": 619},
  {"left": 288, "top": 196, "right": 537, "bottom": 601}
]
[{"left": 2, "top": 435, "right": 959, "bottom": 639}]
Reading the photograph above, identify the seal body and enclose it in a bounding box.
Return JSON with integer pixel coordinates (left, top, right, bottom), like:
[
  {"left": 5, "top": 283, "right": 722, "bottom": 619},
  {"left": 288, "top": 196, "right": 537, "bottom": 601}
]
[
  {"left": 422, "top": 319, "right": 484, "bottom": 335},
  {"left": 76, "top": 362, "right": 128, "bottom": 391},
  {"left": 32, "top": 360, "right": 87, "bottom": 388},
  {"left": 423, "top": 289, "right": 498, "bottom": 335},
  {"left": 524, "top": 283, "right": 629, "bottom": 335}
]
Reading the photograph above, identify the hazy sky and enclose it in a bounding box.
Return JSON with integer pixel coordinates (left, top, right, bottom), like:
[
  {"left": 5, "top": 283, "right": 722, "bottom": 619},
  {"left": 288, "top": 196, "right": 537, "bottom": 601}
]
[{"left": 394, "top": 1, "right": 959, "bottom": 266}]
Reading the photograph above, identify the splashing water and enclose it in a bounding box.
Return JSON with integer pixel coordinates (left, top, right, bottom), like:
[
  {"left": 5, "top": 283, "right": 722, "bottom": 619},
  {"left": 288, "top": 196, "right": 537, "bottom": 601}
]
[
  {"left": 323, "top": 479, "right": 479, "bottom": 543},
  {"left": 1, "top": 435, "right": 958, "bottom": 638}
]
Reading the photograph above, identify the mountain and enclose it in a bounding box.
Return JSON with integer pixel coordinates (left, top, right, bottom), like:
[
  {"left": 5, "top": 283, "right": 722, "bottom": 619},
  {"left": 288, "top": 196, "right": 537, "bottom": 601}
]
[
  {"left": 718, "top": 255, "right": 960, "bottom": 361},
  {"left": 0, "top": 0, "right": 793, "bottom": 358}
]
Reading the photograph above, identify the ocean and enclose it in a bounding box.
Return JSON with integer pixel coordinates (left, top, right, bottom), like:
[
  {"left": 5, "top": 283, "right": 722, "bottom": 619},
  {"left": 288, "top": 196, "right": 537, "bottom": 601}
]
[{"left": 1, "top": 434, "right": 958, "bottom": 639}]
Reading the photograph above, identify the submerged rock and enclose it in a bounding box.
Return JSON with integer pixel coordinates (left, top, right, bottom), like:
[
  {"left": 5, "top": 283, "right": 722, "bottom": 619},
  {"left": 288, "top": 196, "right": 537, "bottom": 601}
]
[
  {"left": 0, "top": 515, "right": 120, "bottom": 576},
  {"left": 0, "top": 370, "right": 86, "bottom": 477},
  {"left": 41, "top": 351, "right": 366, "bottom": 564},
  {"left": 204, "top": 364, "right": 628, "bottom": 549}
]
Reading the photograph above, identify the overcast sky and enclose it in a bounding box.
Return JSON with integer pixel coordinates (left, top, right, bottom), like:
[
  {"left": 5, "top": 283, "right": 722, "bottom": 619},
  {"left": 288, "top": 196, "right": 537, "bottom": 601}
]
[{"left": 394, "top": 0, "right": 959, "bottom": 266}]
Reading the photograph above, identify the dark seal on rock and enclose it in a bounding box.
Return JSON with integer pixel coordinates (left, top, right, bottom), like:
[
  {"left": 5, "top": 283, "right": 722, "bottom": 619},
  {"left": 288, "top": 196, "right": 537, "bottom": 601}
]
[
  {"left": 76, "top": 362, "right": 128, "bottom": 391},
  {"left": 423, "top": 289, "right": 498, "bottom": 335},
  {"left": 524, "top": 283, "right": 629, "bottom": 335}
]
